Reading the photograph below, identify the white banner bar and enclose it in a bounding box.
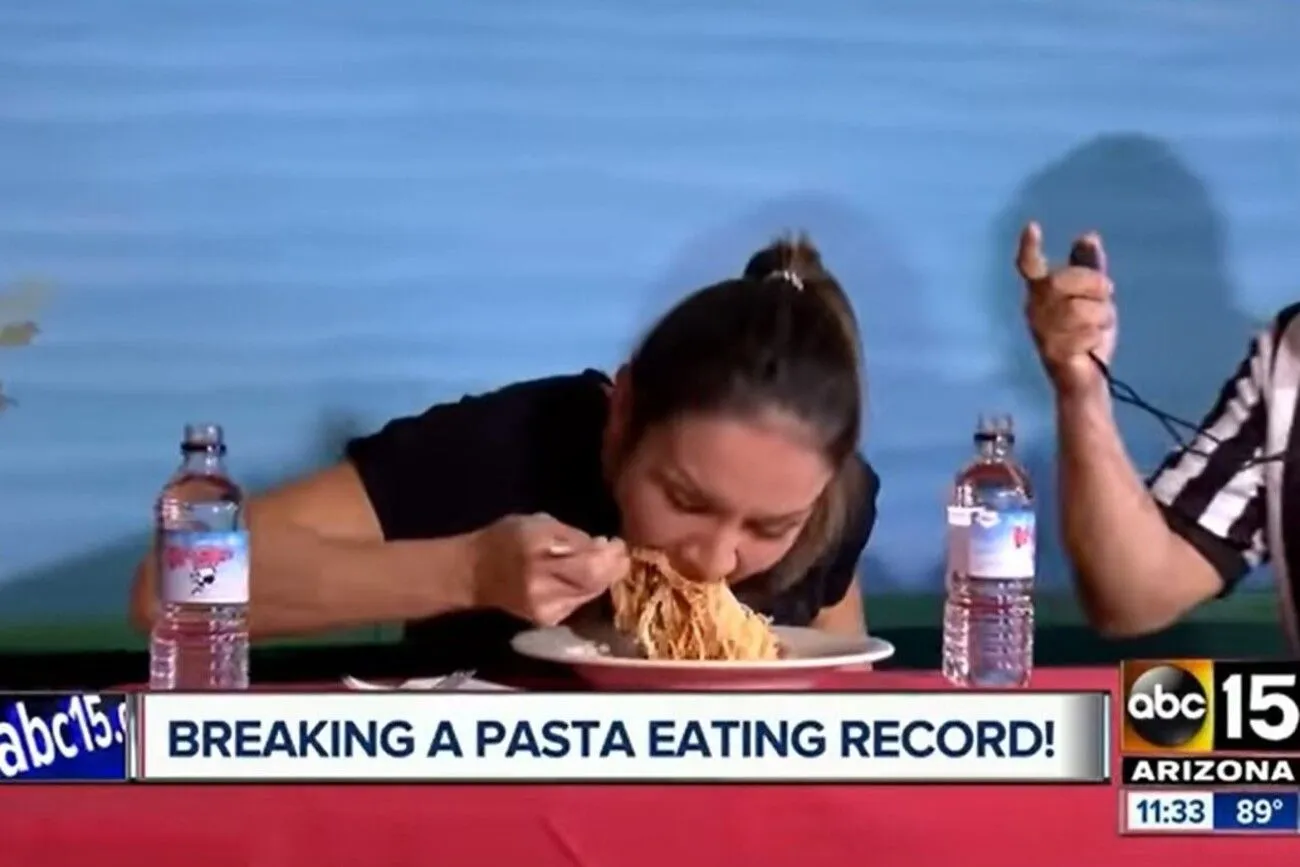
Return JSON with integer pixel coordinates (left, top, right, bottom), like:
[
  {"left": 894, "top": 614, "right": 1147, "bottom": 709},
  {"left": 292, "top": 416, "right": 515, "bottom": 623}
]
[{"left": 139, "top": 691, "right": 1111, "bottom": 783}]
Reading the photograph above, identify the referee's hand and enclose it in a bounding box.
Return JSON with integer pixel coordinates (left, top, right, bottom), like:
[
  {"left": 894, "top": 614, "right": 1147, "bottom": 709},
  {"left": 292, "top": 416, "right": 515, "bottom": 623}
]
[{"left": 1018, "top": 222, "right": 1117, "bottom": 399}]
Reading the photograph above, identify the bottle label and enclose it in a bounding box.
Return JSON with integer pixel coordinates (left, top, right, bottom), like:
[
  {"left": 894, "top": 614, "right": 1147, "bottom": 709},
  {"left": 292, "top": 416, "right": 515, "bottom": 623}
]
[
  {"left": 967, "top": 507, "right": 1035, "bottom": 579},
  {"left": 945, "top": 506, "right": 974, "bottom": 575},
  {"left": 947, "top": 506, "right": 1034, "bottom": 579},
  {"left": 159, "top": 530, "right": 250, "bottom": 605}
]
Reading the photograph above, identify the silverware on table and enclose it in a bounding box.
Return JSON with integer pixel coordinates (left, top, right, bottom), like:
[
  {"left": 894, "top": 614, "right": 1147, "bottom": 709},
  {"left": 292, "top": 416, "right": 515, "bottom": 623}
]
[
  {"left": 431, "top": 670, "right": 476, "bottom": 690},
  {"left": 342, "top": 670, "right": 478, "bottom": 692}
]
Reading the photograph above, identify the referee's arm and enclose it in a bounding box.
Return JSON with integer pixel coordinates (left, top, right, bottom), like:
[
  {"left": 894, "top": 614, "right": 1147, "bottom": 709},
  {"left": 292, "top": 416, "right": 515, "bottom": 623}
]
[{"left": 1057, "top": 333, "right": 1270, "bottom": 637}]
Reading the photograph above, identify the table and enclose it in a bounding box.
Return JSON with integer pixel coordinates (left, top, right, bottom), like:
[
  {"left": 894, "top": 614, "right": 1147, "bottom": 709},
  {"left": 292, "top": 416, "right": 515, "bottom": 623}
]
[{"left": 0, "top": 667, "right": 1292, "bottom": 866}]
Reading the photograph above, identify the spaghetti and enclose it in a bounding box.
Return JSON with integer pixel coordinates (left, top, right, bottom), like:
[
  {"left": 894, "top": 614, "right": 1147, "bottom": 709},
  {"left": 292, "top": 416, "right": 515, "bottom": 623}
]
[{"left": 610, "top": 549, "right": 782, "bottom": 661}]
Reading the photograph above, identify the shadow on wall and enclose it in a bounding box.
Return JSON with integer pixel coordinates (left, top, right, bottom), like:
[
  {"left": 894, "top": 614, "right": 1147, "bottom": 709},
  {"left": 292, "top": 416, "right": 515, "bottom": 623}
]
[
  {"left": 985, "top": 132, "right": 1260, "bottom": 591},
  {"left": 0, "top": 411, "right": 365, "bottom": 626},
  {"left": 640, "top": 191, "right": 968, "bottom": 593}
]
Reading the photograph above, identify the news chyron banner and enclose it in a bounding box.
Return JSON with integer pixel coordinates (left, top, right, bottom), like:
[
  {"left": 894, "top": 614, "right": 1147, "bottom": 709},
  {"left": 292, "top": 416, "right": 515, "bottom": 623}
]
[
  {"left": 134, "top": 691, "right": 1111, "bottom": 783},
  {"left": 1119, "top": 660, "right": 1300, "bottom": 836},
  {"left": 0, "top": 692, "right": 131, "bottom": 782}
]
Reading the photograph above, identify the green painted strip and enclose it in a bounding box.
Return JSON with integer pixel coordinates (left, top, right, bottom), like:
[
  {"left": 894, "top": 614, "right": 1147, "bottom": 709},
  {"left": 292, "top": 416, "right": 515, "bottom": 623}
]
[{"left": 0, "top": 590, "right": 1280, "bottom": 652}]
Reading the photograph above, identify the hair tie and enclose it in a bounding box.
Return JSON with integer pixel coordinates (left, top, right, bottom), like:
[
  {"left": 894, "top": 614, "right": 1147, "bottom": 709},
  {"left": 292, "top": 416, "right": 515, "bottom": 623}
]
[{"left": 764, "top": 269, "right": 804, "bottom": 291}]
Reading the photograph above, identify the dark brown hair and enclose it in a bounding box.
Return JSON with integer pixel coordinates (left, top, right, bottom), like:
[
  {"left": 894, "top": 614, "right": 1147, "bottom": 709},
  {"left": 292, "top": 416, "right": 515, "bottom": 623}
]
[{"left": 624, "top": 233, "right": 865, "bottom": 589}]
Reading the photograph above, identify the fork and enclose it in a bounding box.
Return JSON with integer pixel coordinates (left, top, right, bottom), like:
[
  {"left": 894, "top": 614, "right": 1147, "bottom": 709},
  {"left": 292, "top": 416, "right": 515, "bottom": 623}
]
[
  {"left": 342, "top": 669, "right": 477, "bottom": 692},
  {"left": 430, "top": 670, "right": 476, "bottom": 691}
]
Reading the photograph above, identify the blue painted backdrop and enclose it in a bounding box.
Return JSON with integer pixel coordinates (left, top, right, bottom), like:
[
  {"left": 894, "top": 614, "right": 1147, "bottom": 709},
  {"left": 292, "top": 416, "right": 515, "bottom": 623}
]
[{"left": 0, "top": 0, "right": 1297, "bottom": 627}]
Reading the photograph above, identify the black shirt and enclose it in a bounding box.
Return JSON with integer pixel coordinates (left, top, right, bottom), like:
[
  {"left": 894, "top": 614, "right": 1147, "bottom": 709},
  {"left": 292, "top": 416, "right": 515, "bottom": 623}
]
[{"left": 345, "top": 369, "right": 880, "bottom": 675}]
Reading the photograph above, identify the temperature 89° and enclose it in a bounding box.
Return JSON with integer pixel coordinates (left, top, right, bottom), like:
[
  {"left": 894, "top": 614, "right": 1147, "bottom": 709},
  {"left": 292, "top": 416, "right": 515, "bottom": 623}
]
[
  {"left": 1238, "top": 798, "right": 1284, "bottom": 826},
  {"left": 1214, "top": 792, "right": 1299, "bottom": 832}
]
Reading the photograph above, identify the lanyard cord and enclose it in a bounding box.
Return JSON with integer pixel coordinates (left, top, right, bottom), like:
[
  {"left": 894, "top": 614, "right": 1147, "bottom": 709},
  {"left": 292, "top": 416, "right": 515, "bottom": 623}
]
[{"left": 1067, "top": 243, "right": 1281, "bottom": 470}]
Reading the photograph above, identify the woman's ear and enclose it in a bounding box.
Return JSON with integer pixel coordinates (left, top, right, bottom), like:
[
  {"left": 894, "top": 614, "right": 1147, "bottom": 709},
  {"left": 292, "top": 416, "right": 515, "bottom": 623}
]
[{"left": 604, "top": 366, "right": 631, "bottom": 457}]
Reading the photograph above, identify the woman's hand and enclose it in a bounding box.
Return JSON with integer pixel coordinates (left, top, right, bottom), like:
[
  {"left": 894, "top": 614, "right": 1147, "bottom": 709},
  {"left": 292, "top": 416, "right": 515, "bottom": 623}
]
[{"left": 469, "top": 513, "right": 629, "bottom": 625}]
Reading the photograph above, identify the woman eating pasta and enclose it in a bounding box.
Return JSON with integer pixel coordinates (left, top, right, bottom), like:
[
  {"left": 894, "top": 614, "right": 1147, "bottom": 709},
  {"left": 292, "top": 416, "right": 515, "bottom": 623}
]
[{"left": 128, "top": 235, "right": 879, "bottom": 672}]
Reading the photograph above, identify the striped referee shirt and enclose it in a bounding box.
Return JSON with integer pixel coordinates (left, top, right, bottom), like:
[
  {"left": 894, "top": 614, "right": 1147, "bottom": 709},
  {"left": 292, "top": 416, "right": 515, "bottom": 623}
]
[{"left": 1149, "top": 303, "right": 1300, "bottom": 649}]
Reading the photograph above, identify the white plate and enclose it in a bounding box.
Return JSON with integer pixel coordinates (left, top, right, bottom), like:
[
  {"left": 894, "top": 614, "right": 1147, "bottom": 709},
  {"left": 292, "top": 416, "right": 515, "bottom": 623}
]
[{"left": 511, "top": 623, "right": 894, "bottom": 691}]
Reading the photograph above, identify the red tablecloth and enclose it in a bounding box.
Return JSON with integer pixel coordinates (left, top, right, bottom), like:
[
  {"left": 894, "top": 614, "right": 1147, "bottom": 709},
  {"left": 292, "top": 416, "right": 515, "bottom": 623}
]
[{"left": 0, "top": 667, "right": 1293, "bottom": 867}]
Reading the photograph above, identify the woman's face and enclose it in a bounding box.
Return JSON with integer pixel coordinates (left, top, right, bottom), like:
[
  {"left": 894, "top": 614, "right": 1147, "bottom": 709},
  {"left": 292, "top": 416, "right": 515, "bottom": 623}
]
[{"left": 610, "top": 409, "right": 833, "bottom": 584}]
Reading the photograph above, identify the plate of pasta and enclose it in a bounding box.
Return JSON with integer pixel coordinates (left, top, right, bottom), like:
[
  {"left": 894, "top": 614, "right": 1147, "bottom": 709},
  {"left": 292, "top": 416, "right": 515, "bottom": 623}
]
[{"left": 511, "top": 549, "right": 894, "bottom": 690}]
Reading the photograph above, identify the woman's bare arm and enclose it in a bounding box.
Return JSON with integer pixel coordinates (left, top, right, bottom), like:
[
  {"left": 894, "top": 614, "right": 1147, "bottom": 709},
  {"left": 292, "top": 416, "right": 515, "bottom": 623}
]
[
  {"left": 811, "top": 573, "right": 867, "bottom": 638},
  {"left": 128, "top": 463, "right": 479, "bottom": 638}
]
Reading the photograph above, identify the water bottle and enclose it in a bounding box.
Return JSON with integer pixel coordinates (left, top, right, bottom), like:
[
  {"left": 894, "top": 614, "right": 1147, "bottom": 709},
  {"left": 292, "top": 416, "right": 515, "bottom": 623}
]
[
  {"left": 149, "top": 423, "right": 250, "bottom": 690},
  {"left": 942, "top": 414, "right": 1035, "bottom": 688}
]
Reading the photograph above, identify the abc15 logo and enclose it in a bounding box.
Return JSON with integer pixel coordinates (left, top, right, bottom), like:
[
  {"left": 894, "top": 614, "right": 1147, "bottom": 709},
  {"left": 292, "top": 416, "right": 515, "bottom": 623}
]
[{"left": 1121, "top": 659, "right": 1300, "bottom": 753}]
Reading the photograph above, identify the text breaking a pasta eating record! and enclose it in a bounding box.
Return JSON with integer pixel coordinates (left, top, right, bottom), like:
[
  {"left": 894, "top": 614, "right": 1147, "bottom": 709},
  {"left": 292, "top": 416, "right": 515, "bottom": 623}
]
[{"left": 136, "top": 692, "right": 1111, "bottom": 783}]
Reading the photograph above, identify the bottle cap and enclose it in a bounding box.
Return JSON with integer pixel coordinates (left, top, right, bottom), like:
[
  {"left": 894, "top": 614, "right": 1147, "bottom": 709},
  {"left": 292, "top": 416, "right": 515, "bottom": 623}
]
[
  {"left": 975, "top": 413, "right": 1015, "bottom": 443},
  {"left": 182, "top": 423, "right": 226, "bottom": 453}
]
